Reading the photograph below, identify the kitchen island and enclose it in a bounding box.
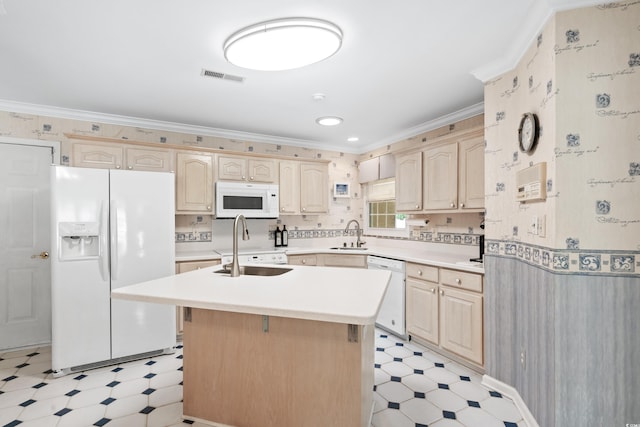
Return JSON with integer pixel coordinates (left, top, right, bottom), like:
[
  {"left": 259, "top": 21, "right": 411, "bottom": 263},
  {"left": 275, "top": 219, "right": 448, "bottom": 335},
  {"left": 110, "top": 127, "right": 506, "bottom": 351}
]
[{"left": 111, "top": 264, "right": 390, "bottom": 427}]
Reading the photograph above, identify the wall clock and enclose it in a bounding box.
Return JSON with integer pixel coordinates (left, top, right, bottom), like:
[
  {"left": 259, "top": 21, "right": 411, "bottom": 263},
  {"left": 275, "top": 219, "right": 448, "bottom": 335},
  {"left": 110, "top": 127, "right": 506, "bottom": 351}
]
[{"left": 518, "top": 113, "right": 539, "bottom": 153}]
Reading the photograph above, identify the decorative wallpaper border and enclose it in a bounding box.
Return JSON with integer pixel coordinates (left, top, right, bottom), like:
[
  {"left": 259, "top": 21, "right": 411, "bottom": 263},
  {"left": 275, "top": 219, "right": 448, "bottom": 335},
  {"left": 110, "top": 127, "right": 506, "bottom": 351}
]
[
  {"left": 175, "top": 232, "right": 212, "bottom": 242},
  {"left": 268, "top": 228, "right": 483, "bottom": 247},
  {"left": 486, "top": 239, "right": 639, "bottom": 277}
]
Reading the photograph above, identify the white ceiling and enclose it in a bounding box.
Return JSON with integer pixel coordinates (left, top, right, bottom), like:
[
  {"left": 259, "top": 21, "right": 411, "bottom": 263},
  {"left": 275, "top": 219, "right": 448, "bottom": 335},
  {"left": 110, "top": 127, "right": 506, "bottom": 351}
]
[{"left": 0, "top": 0, "right": 607, "bottom": 153}]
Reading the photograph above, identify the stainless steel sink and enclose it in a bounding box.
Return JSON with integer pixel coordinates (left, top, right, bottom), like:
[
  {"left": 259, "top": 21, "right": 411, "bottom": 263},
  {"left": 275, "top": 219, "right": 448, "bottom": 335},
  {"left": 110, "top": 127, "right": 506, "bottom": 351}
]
[
  {"left": 329, "top": 247, "right": 368, "bottom": 250},
  {"left": 215, "top": 265, "right": 292, "bottom": 276}
]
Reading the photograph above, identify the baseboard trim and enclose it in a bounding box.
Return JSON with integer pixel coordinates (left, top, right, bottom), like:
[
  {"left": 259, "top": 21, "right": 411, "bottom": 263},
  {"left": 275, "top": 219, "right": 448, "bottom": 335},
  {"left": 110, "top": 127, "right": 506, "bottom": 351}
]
[{"left": 482, "top": 374, "right": 539, "bottom": 427}]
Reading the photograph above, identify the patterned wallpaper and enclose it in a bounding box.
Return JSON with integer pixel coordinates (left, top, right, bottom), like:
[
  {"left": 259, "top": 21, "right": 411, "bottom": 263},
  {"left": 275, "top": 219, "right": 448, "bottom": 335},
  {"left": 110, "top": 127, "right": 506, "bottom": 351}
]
[{"left": 484, "top": 2, "right": 639, "bottom": 277}]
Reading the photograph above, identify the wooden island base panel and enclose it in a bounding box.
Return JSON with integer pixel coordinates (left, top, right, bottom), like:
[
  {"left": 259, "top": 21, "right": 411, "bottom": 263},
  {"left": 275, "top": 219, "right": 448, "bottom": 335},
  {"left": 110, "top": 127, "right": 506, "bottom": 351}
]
[{"left": 183, "top": 308, "right": 375, "bottom": 427}]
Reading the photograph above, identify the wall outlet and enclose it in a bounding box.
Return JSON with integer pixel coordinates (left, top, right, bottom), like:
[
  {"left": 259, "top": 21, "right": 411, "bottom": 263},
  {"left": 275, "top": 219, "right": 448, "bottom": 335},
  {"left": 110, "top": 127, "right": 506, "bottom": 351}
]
[
  {"left": 537, "top": 215, "right": 546, "bottom": 237},
  {"left": 529, "top": 216, "right": 539, "bottom": 235}
]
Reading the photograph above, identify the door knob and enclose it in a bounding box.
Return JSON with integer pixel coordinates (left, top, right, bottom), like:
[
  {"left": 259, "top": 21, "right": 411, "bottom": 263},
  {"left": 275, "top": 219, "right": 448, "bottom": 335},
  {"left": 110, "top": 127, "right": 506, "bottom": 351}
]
[{"left": 31, "top": 251, "right": 49, "bottom": 259}]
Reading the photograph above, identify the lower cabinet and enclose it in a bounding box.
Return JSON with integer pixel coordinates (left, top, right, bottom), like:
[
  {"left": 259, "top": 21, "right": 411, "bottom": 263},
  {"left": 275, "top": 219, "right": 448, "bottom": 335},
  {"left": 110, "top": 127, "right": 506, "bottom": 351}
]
[
  {"left": 175, "top": 260, "right": 221, "bottom": 335},
  {"left": 406, "top": 262, "right": 483, "bottom": 367},
  {"left": 287, "top": 253, "right": 367, "bottom": 268}
]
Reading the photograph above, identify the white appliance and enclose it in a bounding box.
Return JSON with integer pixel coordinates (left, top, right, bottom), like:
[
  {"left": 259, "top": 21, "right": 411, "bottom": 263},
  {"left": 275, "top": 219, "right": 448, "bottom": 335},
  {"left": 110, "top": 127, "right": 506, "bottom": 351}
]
[
  {"left": 50, "top": 166, "right": 176, "bottom": 375},
  {"left": 215, "top": 182, "right": 279, "bottom": 218},
  {"left": 367, "top": 255, "right": 406, "bottom": 338},
  {"left": 216, "top": 247, "right": 288, "bottom": 265}
]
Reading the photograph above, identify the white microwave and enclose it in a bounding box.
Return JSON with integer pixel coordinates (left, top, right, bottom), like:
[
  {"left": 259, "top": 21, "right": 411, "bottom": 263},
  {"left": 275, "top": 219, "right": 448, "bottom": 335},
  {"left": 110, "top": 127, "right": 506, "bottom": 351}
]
[{"left": 215, "top": 182, "right": 279, "bottom": 218}]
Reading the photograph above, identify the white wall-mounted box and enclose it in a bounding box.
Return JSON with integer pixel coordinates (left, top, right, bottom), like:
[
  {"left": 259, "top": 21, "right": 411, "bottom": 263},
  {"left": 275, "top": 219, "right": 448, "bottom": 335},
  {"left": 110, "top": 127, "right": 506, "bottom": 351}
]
[{"left": 516, "top": 162, "right": 546, "bottom": 202}]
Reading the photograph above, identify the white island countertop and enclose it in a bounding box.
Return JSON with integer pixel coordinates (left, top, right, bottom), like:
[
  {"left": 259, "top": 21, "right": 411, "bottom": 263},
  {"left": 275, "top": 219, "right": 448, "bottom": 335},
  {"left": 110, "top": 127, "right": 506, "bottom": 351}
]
[{"left": 111, "top": 264, "right": 391, "bottom": 325}]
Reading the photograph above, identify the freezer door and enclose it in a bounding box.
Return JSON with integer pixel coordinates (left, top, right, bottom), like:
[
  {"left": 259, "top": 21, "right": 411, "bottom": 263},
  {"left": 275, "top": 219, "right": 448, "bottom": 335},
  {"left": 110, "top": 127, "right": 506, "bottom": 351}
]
[
  {"left": 50, "top": 166, "right": 111, "bottom": 371},
  {"left": 109, "top": 170, "right": 176, "bottom": 358}
]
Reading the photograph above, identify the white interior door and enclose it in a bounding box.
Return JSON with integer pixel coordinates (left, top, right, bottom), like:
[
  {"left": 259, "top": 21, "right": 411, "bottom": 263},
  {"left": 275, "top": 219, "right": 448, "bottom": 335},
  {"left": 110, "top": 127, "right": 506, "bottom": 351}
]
[{"left": 0, "top": 143, "right": 52, "bottom": 350}]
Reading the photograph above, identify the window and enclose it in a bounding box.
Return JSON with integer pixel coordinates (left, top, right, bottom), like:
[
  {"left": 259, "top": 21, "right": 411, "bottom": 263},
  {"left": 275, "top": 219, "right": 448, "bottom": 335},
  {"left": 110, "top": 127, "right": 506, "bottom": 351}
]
[
  {"left": 369, "top": 200, "right": 406, "bottom": 229},
  {"left": 364, "top": 178, "right": 408, "bottom": 237}
]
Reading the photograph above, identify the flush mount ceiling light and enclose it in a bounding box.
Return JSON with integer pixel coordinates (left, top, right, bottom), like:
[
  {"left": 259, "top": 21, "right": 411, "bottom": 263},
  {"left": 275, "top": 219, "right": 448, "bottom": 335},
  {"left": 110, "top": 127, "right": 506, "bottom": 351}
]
[
  {"left": 347, "top": 137, "right": 359, "bottom": 142},
  {"left": 316, "top": 116, "right": 343, "bottom": 126},
  {"left": 223, "top": 18, "right": 342, "bottom": 71}
]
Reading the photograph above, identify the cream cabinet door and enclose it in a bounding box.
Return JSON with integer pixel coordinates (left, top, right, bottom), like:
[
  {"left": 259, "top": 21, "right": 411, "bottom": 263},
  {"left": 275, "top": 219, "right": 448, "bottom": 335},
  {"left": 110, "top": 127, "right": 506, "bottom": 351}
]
[
  {"left": 71, "top": 143, "right": 124, "bottom": 169},
  {"left": 176, "top": 152, "right": 213, "bottom": 213},
  {"left": 406, "top": 278, "right": 439, "bottom": 345},
  {"left": 395, "top": 151, "right": 422, "bottom": 211},
  {"left": 218, "top": 156, "right": 246, "bottom": 181},
  {"left": 300, "top": 162, "right": 328, "bottom": 214},
  {"left": 248, "top": 159, "right": 276, "bottom": 182},
  {"left": 279, "top": 160, "right": 300, "bottom": 214},
  {"left": 125, "top": 147, "right": 173, "bottom": 172},
  {"left": 458, "top": 136, "right": 485, "bottom": 210},
  {"left": 218, "top": 156, "right": 276, "bottom": 182},
  {"left": 439, "top": 286, "right": 483, "bottom": 365},
  {"left": 424, "top": 142, "right": 458, "bottom": 210}
]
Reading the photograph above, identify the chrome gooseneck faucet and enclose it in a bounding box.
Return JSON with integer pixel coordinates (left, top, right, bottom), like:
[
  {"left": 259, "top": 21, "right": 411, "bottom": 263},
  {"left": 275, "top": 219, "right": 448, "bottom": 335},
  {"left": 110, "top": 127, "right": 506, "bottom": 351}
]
[
  {"left": 344, "top": 219, "right": 365, "bottom": 248},
  {"left": 230, "top": 214, "right": 249, "bottom": 277}
]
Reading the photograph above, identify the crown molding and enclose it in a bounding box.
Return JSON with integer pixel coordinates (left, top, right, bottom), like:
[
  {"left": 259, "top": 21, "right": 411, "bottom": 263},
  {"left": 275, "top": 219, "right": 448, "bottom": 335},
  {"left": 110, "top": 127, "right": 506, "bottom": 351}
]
[
  {"left": 0, "top": 99, "right": 484, "bottom": 155},
  {"left": 0, "top": 99, "right": 335, "bottom": 151},
  {"left": 470, "top": 0, "right": 616, "bottom": 83},
  {"left": 358, "top": 102, "right": 485, "bottom": 153}
]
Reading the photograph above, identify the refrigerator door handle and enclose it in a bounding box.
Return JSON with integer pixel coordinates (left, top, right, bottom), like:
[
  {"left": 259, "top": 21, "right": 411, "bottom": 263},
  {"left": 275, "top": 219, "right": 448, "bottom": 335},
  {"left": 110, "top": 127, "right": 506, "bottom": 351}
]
[
  {"left": 110, "top": 200, "right": 118, "bottom": 281},
  {"left": 99, "top": 201, "right": 109, "bottom": 281}
]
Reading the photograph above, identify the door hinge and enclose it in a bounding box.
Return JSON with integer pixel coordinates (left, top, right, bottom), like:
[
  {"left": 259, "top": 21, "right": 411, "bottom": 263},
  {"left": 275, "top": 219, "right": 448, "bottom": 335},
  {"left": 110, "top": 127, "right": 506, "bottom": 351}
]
[
  {"left": 262, "top": 315, "right": 269, "bottom": 333},
  {"left": 348, "top": 324, "right": 359, "bottom": 343}
]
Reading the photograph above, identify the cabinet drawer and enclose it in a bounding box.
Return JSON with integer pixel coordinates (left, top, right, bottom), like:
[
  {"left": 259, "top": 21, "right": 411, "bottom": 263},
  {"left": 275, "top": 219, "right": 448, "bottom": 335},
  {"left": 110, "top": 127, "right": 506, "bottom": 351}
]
[
  {"left": 322, "top": 254, "right": 367, "bottom": 268},
  {"left": 440, "top": 268, "right": 482, "bottom": 293},
  {"left": 406, "top": 263, "right": 438, "bottom": 282},
  {"left": 288, "top": 255, "right": 317, "bottom": 266}
]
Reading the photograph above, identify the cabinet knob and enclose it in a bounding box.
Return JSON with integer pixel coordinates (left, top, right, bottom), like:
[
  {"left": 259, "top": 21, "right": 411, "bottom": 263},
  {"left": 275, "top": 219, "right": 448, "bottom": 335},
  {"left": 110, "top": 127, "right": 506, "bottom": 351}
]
[
  {"left": 242, "top": 175, "right": 246, "bottom": 180},
  {"left": 450, "top": 202, "right": 455, "bottom": 208},
  {"left": 302, "top": 259, "right": 306, "bottom": 264},
  {"left": 302, "top": 208, "right": 306, "bottom": 212},
  {"left": 281, "top": 207, "right": 285, "bottom": 212},
  {"left": 460, "top": 203, "right": 465, "bottom": 208},
  {"left": 440, "top": 290, "right": 445, "bottom": 296},
  {"left": 455, "top": 278, "right": 462, "bottom": 285},
  {"left": 415, "top": 204, "right": 419, "bottom": 209},
  {"left": 430, "top": 288, "right": 436, "bottom": 293},
  {"left": 207, "top": 206, "right": 211, "bottom": 210},
  {"left": 128, "top": 166, "right": 133, "bottom": 170},
  {"left": 249, "top": 176, "right": 254, "bottom": 181},
  {"left": 116, "top": 165, "right": 121, "bottom": 169},
  {"left": 417, "top": 270, "right": 422, "bottom": 276}
]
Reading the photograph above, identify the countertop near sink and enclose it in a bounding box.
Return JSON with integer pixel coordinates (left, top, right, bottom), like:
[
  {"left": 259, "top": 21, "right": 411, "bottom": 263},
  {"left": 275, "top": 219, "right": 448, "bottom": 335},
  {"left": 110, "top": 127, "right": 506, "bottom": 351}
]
[
  {"left": 285, "top": 246, "right": 484, "bottom": 274},
  {"left": 174, "top": 244, "right": 484, "bottom": 274},
  {"left": 111, "top": 264, "right": 391, "bottom": 325}
]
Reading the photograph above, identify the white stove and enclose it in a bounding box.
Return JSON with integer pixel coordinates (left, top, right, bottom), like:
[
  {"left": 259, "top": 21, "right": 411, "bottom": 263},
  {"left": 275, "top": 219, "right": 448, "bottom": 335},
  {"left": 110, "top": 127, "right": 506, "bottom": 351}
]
[{"left": 214, "top": 247, "right": 288, "bottom": 265}]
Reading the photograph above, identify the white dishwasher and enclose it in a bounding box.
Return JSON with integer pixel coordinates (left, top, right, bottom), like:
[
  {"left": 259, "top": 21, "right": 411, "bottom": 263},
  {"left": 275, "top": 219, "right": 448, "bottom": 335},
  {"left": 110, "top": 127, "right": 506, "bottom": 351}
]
[{"left": 367, "top": 256, "right": 406, "bottom": 339}]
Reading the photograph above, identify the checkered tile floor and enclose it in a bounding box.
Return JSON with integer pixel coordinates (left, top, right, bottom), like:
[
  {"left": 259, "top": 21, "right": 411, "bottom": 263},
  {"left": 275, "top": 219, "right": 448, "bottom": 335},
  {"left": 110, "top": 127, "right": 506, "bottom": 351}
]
[{"left": 1, "top": 331, "right": 524, "bottom": 426}]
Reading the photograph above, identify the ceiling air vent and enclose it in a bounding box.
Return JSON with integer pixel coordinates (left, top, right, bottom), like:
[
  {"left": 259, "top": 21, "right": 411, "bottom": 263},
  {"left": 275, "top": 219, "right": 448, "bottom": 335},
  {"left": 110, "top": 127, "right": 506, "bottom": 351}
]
[{"left": 201, "top": 69, "right": 244, "bottom": 83}]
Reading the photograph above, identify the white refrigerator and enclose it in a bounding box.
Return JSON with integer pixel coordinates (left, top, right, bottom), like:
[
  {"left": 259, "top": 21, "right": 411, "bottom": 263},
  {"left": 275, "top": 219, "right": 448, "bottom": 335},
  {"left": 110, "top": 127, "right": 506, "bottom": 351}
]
[{"left": 50, "top": 166, "right": 176, "bottom": 375}]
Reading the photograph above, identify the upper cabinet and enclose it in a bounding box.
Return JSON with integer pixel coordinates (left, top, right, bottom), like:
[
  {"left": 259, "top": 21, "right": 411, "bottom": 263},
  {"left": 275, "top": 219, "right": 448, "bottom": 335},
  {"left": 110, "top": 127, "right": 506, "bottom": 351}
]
[
  {"left": 72, "top": 142, "right": 173, "bottom": 172},
  {"left": 299, "top": 162, "right": 328, "bottom": 214},
  {"left": 396, "top": 128, "right": 484, "bottom": 213},
  {"left": 458, "top": 135, "right": 485, "bottom": 210},
  {"left": 423, "top": 142, "right": 458, "bottom": 210},
  {"left": 217, "top": 155, "right": 276, "bottom": 183},
  {"left": 175, "top": 151, "right": 214, "bottom": 214},
  {"left": 395, "top": 151, "right": 423, "bottom": 211},
  {"left": 279, "top": 160, "right": 300, "bottom": 215},
  {"left": 358, "top": 154, "right": 395, "bottom": 184}
]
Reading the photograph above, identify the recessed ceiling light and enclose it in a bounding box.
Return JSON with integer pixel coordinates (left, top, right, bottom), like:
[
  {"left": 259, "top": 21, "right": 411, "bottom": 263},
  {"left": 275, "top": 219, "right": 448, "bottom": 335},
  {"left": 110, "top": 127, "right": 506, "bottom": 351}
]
[
  {"left": 312, "top": 93, "right": 326, "bottom": 102},
  {"left": 224, "top": 18, "right": 343, "bottom": 71},
  {"left": 316, "top": 116, "right": 343, "bottom": 126},
  {"left": 347, "top": 137, "right": 359, "bottom": 142}
]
